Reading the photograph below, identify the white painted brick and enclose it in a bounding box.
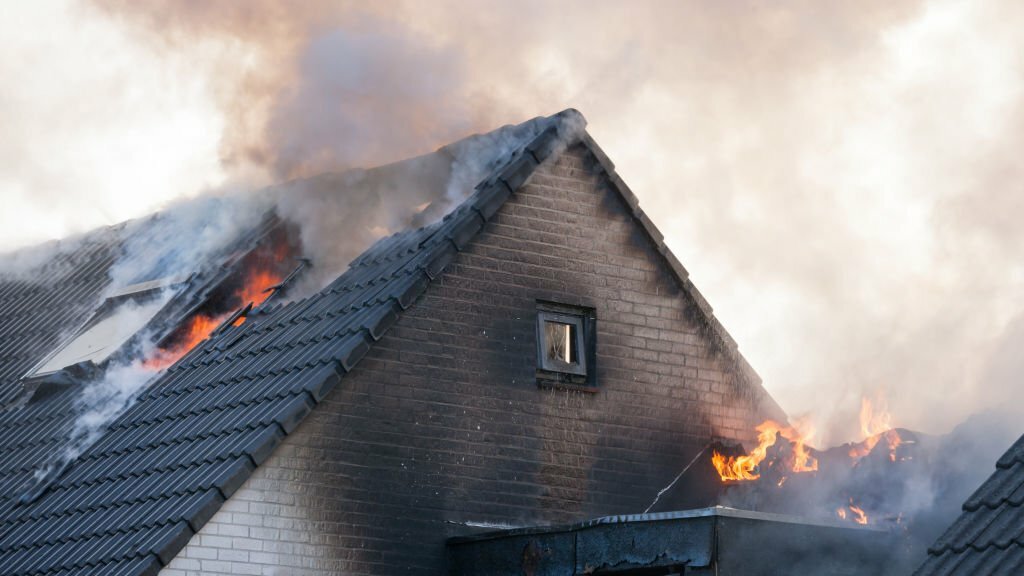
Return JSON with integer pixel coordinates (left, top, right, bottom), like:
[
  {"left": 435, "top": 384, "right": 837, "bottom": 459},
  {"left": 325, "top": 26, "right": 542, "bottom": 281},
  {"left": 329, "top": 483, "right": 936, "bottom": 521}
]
[
  {"left": 231, "top": 561, "right": 264, "bottom": 575},
  {"left": 262, "top": 540, "right": 297, "bottom": 555},
  {"left": 199, "top": 559, "right": 233, "bottom": 572},
  {"left": 231, "top": 512, "right": 263, "bottom": 526},
  {"left": 201, "top": 534, "right": 233, "bottom": 548},
  {"left": 232, "top": 537, "right": 263, "bottom": 551},
  {"left": 220, "top": 499, "right": 251, "bottom": 513},
  {"left": 217, "top": 523, "right": 249, "bottom": 538},
  {"left": 217, "top": 548, "right": 249, "bottom": 562},
  {"left": 278, "top": 529, "right": 311, "bottom": 543},
  {"left": 249, "top": 551, "right": 280, "bottom": 565},
  {"left": 249, "top": 502, "right": 283, "bottom": 517},
  {"left": 249, "top": 527, "right": 279, "bottom": 541},
  {"left": 188, "top": 546, "right": 218, "bottom": 560}
]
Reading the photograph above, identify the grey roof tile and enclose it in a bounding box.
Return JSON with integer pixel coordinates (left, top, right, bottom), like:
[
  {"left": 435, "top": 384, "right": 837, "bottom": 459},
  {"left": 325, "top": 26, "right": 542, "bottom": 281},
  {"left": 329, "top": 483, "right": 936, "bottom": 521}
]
[
  {"left": 496, "top": 149, "right": 539, "bottom": 193},
  {"left": 997, "top": 435, "right": 1024, "bottom": 468},
  {"left": 918, "top": 433, "right": 1024, "bottom": 574},
  {"left": 471, "top": 181, "right": 512, "bottom": 221},
  {"left": 963, "top": 461, "right": 1024, "bottom": 511}
]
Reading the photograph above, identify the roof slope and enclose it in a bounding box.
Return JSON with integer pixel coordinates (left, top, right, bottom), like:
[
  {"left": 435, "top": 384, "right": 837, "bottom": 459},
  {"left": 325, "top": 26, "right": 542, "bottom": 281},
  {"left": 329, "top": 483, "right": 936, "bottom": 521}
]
[
  {"left": 915, "top": 433, "right": 1024, "bottom": 575},
  {"left": 0, "top": 109, "right": 782, "bottom": 575}
]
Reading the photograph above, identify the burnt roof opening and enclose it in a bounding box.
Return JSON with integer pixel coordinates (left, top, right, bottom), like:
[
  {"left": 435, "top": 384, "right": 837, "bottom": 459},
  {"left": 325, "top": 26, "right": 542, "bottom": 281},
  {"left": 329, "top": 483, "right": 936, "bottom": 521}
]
[
  {"left": 17, "top": 216, "right": 303, "bottom": 394},
  {"left": 143, "top": 226, "right": 301, "bottom": 370}
]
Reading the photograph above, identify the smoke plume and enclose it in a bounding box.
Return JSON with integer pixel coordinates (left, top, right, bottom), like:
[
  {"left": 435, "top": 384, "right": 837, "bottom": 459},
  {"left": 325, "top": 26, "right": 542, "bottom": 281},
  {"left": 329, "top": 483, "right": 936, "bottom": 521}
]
[
  {"left": 273, "top": 113, "right": 565, "bottom": 290},
  {"left": 3, "top": 0, "right": 1024, "bottom": 447}
]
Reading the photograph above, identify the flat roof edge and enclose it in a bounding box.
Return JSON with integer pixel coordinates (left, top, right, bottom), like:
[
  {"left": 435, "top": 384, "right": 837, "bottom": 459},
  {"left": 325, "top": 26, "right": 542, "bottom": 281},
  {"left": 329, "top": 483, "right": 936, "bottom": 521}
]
[{"left": 447, "top": 506, "right": 887, "bottom": 545}]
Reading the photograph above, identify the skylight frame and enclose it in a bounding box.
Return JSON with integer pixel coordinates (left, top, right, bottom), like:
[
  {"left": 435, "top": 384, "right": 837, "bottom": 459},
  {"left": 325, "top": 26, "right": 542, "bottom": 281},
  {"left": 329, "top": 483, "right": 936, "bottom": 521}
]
[{"left": 23, "top": 277, "right": 186, "bottom": 379}]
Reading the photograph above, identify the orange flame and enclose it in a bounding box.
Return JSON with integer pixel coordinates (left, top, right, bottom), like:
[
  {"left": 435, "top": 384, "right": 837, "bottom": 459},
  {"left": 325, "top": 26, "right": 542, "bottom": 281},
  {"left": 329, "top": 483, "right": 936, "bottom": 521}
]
[
  {"left": 836, "top": 499, "right": 868, "bottom": 524},
  {"left": 848, "top": 502, "right": 868, "bottom": 525},
  {"left": 711, "top": 420, "right": 818, "bottom": 481},
  {"left": 143, "top": 265, "right": 282, "bottom": 371},
  {"left": 143, "top": 314, "right": 222, "bottom": 370},
  {"left": 235, "top": 269, "right": 280, "bottom": 309},
  {"left": 848, "top": 395, "right": 902, "bottom": 461}
]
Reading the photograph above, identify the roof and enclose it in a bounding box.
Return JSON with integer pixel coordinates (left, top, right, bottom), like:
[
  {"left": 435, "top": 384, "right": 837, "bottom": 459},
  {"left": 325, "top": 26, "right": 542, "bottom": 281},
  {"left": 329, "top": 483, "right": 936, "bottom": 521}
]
[
  {"left": 0, "top": 109, "right": 782, "bottom": 575},
  {"left": 448, "top": 506, "right": 892, "bottom": 575},
  {"left": 915, "top": 432, "right": 1024, "bottom": 575},
  {"left": 0, "top": 229, "right": 118, "bottom": 408}
]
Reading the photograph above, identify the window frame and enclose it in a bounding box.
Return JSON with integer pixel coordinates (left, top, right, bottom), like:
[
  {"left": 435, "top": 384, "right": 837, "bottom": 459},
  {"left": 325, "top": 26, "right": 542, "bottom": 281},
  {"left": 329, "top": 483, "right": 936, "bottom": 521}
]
[
  {"left": 535, "top": 301, "right": 597, "bottom": 390},
  {"left": 537, "top": 311, "right": 587, "bottom": 376}
]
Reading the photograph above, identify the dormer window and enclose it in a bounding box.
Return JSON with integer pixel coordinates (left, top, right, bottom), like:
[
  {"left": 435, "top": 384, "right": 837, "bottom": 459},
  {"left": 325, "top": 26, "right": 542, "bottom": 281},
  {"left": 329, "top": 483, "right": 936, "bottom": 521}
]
[{"left": 536, "top": 302, "right": 596, "bottom": 390}]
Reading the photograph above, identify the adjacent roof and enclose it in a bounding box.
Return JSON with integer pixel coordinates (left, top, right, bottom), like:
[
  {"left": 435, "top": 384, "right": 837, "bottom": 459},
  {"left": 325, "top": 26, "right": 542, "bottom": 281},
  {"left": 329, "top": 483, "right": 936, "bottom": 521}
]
[
  {"left": 916, "top": 433, "right": 1024, "bottom": 575},
  {"left": 0, "top": 109, "right": 781, "bottom": 575}
]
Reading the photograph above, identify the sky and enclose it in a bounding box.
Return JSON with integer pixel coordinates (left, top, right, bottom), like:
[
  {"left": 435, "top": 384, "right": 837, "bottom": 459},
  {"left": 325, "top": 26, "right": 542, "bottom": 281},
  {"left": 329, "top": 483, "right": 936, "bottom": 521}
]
[{"left": 2, "top": 0, "right": 1023, "bottom": 443}]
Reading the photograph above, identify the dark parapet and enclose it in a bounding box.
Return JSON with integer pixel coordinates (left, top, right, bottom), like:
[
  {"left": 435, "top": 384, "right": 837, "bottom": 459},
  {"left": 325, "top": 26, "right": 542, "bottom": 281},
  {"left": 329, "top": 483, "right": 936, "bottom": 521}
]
[{"left": 448, "top": 507, "right": 897, "bottom": 576}]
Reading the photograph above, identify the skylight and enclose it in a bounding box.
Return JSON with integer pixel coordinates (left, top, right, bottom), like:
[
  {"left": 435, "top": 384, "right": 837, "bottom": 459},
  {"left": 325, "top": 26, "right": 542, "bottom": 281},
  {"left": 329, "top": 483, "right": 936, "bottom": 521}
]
[{"left": 33, "top": 296, "right": 168, "bottom": 375}]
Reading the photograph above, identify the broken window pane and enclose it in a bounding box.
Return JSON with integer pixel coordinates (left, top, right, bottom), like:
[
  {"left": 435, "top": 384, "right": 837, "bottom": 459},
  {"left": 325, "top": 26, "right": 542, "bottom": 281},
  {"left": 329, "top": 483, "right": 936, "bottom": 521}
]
[
  {"left": 545, "top": 321, "right": 577, "bottom": 365},
  {"left": 536, "top": 307, "right": 590, "bottom": 380}
]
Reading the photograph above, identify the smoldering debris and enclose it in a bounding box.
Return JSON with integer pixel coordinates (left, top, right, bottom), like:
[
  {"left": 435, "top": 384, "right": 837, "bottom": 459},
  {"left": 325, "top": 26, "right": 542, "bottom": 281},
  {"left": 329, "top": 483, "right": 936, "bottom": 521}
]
[{"left": 698, "top": 410, "right": 1021, "bottom": 571}]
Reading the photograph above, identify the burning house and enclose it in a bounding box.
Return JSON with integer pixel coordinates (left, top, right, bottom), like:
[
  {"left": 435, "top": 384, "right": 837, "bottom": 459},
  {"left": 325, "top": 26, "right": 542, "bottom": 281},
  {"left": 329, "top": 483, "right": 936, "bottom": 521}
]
[{"left": 0, "top": 109, "right": 995, "bottom": 575}]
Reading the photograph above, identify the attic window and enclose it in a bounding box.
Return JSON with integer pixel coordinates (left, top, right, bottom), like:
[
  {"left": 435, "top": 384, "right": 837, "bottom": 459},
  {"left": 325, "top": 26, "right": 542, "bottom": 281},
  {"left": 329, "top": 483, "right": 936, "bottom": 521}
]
[{"left": 536, "top": 302, "right": 596, "bottom": 390}]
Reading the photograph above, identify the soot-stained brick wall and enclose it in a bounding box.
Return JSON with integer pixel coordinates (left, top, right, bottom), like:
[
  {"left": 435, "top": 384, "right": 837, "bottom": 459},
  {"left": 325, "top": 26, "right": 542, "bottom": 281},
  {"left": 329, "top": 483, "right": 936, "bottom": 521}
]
[{"left": 160, "top": 144, "right": 781, "bottom": 576}]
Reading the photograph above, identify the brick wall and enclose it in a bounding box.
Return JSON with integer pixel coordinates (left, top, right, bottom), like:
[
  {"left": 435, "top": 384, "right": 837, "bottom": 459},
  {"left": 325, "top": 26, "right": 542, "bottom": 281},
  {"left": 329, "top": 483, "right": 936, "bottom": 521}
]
[{"left": 160, "top": 144, "right": 779, "bottom": 575}]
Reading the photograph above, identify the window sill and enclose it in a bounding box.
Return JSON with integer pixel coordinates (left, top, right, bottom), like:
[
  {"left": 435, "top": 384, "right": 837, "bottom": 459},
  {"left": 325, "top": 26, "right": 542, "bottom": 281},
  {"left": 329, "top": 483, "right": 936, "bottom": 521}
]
[
  {"left": 537, "top": 380, "right": 599, "bottom": 394},
  {"left": 536, "top": 370, "right": 597, "bottom": 393}
]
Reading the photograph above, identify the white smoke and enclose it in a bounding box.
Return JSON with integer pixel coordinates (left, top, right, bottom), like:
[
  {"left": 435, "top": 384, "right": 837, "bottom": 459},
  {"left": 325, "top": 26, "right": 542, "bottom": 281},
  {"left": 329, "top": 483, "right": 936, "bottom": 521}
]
[
  {"left": 273, "top": 111, "right": 578, "bottom": 293},
  {"left": 60, "top": 361, "right": 153, "bottom": 462},
  {"left": 108, "top": 189, "right": 273, "bottom": 290},
  {"left": 0, "top": 228, "right": 113, "bottom": 281},
  {"left": 7, "top": 1, "right": 1024, "bottom": 441}
]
